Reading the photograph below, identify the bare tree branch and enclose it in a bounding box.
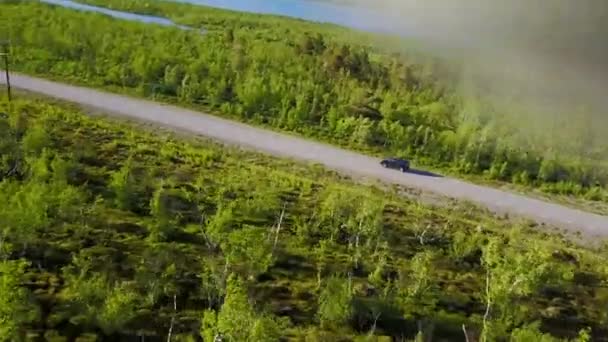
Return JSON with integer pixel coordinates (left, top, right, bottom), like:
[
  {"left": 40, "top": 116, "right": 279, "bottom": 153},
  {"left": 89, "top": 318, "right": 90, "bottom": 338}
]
[
  {"left": 272, "top": 203, "right": 286, "bottom": 255},
  {"left": 167, "top": 294, "right": 177, "bottom": 342},
  {"left": 482, "top": 268, "right": 491, "bottom": 341},
  {"left": 462, "top": 324, "right": 470, "bottom": 342}
]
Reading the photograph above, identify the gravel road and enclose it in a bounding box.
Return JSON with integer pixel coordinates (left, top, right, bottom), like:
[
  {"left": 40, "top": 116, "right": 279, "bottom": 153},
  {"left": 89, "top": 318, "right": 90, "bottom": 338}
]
[{"left": 3, "top": 73, "right": 608, "bottom": 238}]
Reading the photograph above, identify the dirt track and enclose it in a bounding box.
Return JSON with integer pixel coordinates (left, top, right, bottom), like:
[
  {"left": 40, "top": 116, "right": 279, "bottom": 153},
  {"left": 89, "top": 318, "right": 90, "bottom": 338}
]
[{"left": 3, "top": 73, "right": 608, "bottom": 238}]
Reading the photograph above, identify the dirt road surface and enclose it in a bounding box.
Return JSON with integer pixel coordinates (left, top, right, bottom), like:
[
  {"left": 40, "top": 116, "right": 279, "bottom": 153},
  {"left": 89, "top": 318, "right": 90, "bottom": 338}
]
[{"left": 3, "top": 73, "right": 607, "bottom": 238}]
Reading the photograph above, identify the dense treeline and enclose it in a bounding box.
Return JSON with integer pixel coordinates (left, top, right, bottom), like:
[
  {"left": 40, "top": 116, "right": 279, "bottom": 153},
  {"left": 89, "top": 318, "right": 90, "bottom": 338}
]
[
  {"left": 1, "top": 96, "right": 607, "bottom": 341},
  {"left": 3, "top": 0, "right": 608, "bottom": 203}
]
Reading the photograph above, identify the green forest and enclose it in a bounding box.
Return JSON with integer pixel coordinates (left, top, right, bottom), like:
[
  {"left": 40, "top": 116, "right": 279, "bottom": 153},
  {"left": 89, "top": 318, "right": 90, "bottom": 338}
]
[
  {"left": 2, "top": 2, "right": 608, "bottom": 339},
  {"left": 1, "top": 93, "right": 607, "bottom": 341},
  {"left": 3, "top": 0, "right": 608, "bottom": 206}
]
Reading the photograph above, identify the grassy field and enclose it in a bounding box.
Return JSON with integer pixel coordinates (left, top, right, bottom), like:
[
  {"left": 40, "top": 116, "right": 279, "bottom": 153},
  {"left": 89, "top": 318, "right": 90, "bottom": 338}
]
[
  {"left": 0, "top": 93, "right": 607, "bottom": 341},
  {"left": 3, "top": 0, "right": 608, "bottom": 212}
]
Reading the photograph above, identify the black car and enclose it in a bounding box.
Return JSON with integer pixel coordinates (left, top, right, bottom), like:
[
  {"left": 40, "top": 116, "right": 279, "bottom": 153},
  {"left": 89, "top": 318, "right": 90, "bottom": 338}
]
[{"left": 380, "top": 158, "right": 410, "bottom": 172}]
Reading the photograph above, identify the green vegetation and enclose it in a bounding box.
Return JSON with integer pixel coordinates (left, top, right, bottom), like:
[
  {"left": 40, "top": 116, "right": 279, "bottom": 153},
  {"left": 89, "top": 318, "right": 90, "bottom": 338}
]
[
  {"left": 3, "top": 0, "right": 607, "bottom": 207},
  {"left": 1, "top": 94, "right": 608, "bottom": 340}
]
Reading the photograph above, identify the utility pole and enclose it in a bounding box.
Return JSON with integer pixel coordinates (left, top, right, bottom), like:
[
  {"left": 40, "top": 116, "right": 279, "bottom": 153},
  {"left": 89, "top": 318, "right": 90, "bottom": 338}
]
[{"left": 0, "top": 41, "right": 10, "bottom": 102}]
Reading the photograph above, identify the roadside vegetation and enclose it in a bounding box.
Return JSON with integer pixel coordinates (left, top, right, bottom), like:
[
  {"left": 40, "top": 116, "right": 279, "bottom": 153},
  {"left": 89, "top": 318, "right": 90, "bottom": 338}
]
[
  {"left": 3, "top": 0, "right": 608, "bottom": 208},
  {"left": 1, "top": 94, "right": 608, "bottom": 341}
]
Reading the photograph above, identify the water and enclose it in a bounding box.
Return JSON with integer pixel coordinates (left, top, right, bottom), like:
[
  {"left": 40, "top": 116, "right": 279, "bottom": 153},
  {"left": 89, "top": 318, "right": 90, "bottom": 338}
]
[
  {"left": 40, "top": 0, "right": 194, "bottom": 31},
  {"left": 42, "top": 0, "right": 406, "bottom": 36},
  {"left": 173, "top": 0, "right": 404, "bottom": 34}
]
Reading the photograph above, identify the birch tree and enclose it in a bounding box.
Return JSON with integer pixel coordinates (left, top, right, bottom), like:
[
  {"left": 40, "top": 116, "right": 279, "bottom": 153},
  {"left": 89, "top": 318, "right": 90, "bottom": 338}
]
[{"left": 480, "top": 235, "right": 563, "bottom": 341}]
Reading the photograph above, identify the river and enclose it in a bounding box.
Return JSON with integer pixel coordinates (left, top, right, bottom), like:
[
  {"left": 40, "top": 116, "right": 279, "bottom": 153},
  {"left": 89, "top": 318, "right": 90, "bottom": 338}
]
[
  {"left": 174, "top": 0, "right": 398, "bottom": 32},
  {"left": 175, "top": 0, "right": 410, "bottom": 35},
  {"left": 40, "top": 0, "right": 405, "bottom": 36},
  {"left": 40, "top": 0, "right": 193, "bottom": 31}
]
